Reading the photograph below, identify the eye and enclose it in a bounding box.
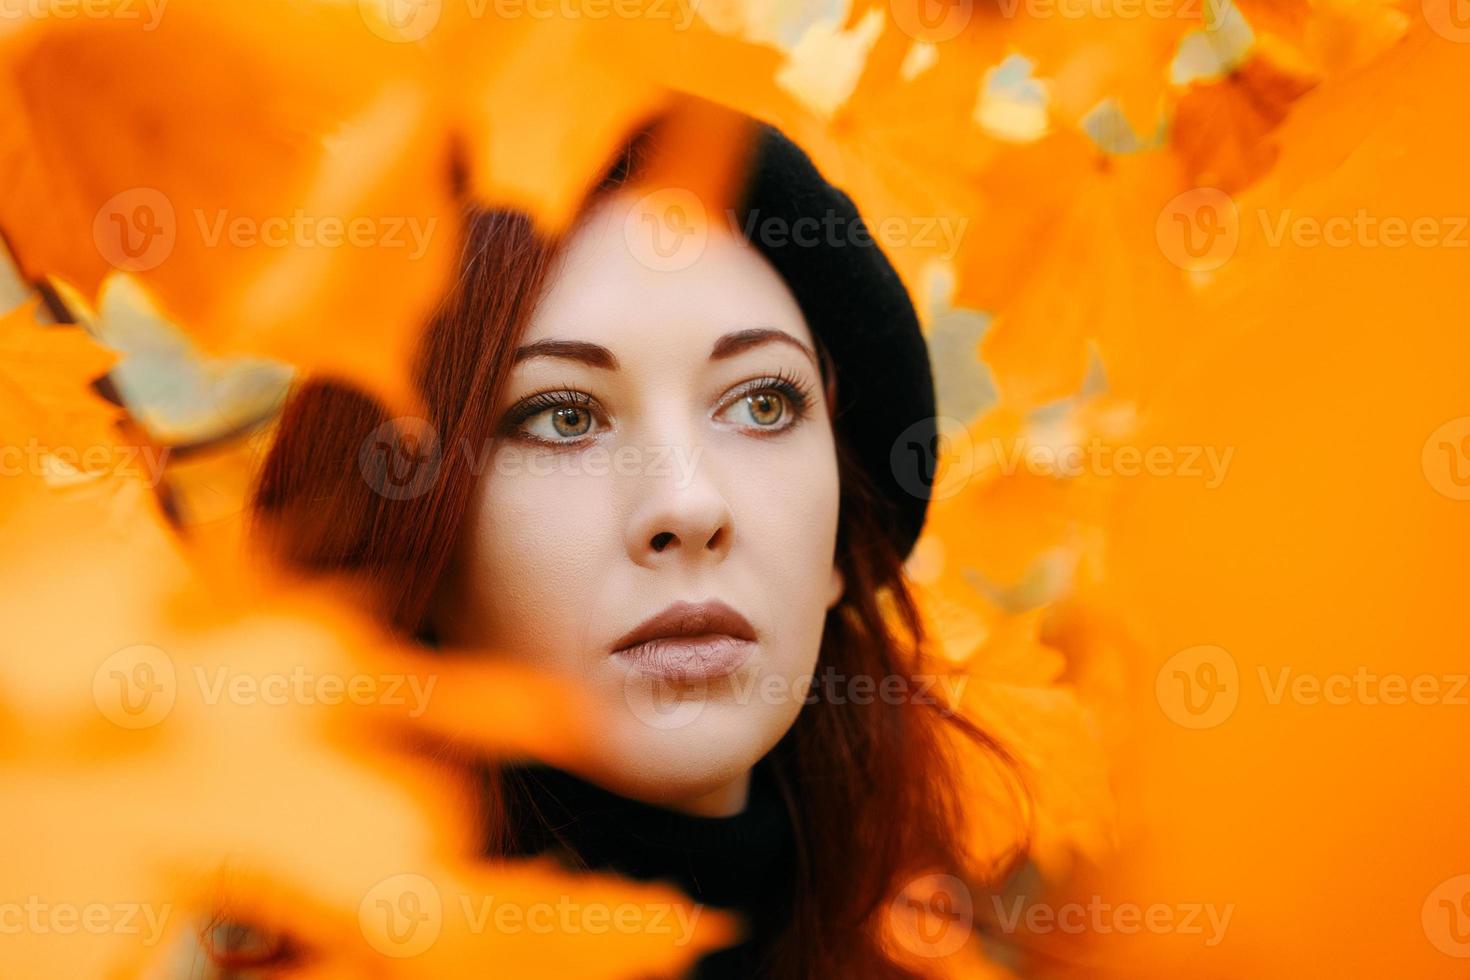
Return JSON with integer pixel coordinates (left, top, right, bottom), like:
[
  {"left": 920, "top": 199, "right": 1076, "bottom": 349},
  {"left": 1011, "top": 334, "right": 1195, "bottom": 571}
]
[
  {"left": 502, "top": 388, "right": 605, "bottom": 445},
  {"left": 200, "top": 919, "right": 300, "bottom": 970},
  {"left": 739, "top": 390, "right": 785, "bottom": 426},
  {"left": 716, "top": 368, "right": 816, "bottom": 433}
]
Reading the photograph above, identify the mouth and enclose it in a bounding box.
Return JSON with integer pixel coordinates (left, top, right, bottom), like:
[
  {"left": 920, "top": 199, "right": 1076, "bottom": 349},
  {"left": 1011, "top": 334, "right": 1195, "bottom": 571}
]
[{"left": 610, "top": 599, "right": 758, "bottom": 683}]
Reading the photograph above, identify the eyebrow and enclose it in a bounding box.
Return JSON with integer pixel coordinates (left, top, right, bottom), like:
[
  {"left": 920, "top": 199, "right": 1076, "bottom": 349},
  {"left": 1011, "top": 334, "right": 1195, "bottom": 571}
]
[{"left": 512, "top": 328, "right": 817, "bottom": 372}]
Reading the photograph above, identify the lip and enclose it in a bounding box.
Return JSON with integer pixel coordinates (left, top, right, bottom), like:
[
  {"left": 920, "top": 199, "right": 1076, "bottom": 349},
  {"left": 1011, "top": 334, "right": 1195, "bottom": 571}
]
[{"left": 610, "top": 599, "right": 758, "bottom": 682}]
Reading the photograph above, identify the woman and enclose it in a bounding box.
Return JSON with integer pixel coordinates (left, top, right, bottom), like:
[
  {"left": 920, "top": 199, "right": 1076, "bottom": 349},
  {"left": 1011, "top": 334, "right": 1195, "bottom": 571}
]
[{"left": 247, "top": 115, "right": 1014, "bottom": 978}]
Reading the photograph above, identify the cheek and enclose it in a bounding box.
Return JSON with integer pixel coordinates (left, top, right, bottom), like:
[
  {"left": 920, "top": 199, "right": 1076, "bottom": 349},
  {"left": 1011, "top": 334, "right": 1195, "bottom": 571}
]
[
  {"left": 737, "top": 431, "right": 840, "bottom": 568},
  {"left": 725, "top": 431, "right": 841, "bottom": 656},
  {"left": 459, "top": 463, "right": 616, "bottom": 669}
]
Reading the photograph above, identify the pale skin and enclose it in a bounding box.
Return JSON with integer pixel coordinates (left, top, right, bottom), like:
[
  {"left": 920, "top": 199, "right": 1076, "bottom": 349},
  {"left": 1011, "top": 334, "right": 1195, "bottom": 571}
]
[{"left": 429, "top": 187, "right": 844, "bottom": 817}]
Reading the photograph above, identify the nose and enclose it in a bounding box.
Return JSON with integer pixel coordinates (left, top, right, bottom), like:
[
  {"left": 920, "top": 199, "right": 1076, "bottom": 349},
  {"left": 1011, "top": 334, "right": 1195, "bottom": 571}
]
[{"left": 624, "top": 447, "right": 734, "bottom": 569}]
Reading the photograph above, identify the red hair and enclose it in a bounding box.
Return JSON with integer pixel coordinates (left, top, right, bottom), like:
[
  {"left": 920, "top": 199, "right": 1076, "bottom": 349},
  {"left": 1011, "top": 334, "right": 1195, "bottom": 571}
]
[{"left": 252, "top": 121, "right": 1021, "bottom": 978}]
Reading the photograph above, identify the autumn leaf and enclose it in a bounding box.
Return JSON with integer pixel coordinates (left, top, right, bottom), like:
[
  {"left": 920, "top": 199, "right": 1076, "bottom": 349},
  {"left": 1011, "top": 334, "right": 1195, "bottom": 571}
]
[
  {"left": 1170, "top": 41, "right": 1319, "bottom": 192},
  {"left": 0, "top": 299, "right": 119, "bottom": 450},
  {"left": 969, "top": 139, "right": 1196, "bottom": 410},
  {"left": 0, "top": 501, "right": 732, "bottom": 977},
  {"left": 0, "top": 0, "right": 456, "bottom": 410}
]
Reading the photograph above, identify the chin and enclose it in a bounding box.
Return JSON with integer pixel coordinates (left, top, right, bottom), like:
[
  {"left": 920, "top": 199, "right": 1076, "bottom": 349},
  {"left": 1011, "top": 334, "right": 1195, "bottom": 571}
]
[{"left": 577, "top": 703, "right": 794, "bottom": 810}]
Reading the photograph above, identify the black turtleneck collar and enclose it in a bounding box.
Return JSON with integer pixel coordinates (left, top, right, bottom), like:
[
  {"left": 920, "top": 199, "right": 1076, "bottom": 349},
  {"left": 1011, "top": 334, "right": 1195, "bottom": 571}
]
[{"left": 493, "top": 756, "right": 797, "bottom": 979}]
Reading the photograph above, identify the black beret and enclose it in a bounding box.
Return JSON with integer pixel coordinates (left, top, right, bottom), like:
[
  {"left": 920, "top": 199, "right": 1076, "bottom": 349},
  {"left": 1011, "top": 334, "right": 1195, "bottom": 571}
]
[{"left": 734, "top": 123, "right": 937, "bottom": 562}]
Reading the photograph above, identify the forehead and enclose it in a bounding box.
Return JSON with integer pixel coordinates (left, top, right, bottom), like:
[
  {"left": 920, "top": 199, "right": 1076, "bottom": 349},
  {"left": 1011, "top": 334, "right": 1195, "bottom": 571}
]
[{"left": 522, "top": 188, "right": 815, "bottom": 354}]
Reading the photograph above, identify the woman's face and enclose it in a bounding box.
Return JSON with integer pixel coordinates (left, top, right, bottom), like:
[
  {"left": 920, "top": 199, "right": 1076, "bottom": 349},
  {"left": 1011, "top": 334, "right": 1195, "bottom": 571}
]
[{"left": 433, "top": 188, "right": 844, "bottom": 816}]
